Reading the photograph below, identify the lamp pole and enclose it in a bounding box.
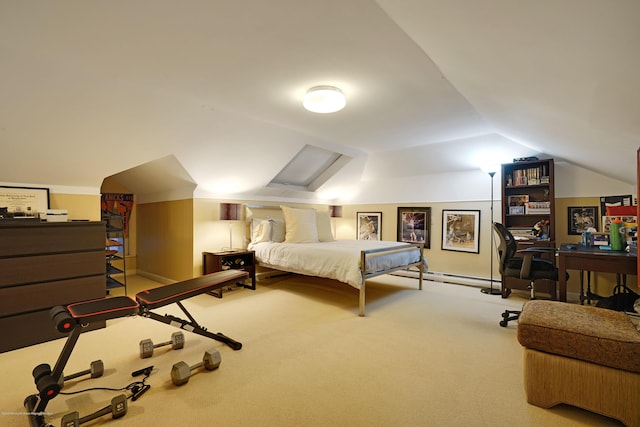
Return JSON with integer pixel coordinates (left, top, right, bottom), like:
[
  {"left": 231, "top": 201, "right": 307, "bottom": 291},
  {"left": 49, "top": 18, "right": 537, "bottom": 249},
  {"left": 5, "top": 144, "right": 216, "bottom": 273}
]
[{"left": 481, "top": 170, "right": 501, "bottom": 295}]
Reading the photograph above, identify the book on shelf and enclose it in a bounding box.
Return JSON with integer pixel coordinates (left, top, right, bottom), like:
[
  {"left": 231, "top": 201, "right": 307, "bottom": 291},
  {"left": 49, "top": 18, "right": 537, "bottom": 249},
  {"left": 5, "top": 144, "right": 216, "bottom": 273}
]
[
  {"left": 508, "top": 227, "right": 534, "bottom": 240},
  {"left": 525, "top": 201, "right": 550, "bottom": 214},
  {"left": 507, "top": 165, "right": 550, "bottom": 187},
  {"left": 507, "top": 194, "right": 529, "bottom": 206}
]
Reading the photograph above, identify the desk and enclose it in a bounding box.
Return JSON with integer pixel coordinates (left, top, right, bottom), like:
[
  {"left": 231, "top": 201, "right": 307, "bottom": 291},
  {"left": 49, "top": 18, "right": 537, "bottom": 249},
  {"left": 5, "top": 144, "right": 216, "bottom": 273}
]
[{"left": 557, "top": 244, "right": 636, "bottom": 302}]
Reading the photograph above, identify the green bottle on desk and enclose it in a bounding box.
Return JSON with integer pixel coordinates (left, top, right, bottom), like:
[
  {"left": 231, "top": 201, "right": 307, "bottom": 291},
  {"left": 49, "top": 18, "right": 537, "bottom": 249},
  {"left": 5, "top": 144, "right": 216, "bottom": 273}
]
[{"left": 609, "top": 220, "right": 625, "bottom": 251}]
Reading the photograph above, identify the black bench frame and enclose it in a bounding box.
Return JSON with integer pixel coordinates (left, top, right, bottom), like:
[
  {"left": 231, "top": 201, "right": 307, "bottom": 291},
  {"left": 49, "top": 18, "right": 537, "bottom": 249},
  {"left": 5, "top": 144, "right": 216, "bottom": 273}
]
[{"left": 24, "top": 270, "right": 249, "bottom": 427}]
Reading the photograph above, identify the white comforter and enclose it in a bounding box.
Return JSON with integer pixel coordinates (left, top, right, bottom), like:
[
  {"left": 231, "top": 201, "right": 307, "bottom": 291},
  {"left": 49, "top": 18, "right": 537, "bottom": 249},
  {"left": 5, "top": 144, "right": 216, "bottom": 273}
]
[{"left": 248, "top": 239, "right": 425, "bottom": 289}]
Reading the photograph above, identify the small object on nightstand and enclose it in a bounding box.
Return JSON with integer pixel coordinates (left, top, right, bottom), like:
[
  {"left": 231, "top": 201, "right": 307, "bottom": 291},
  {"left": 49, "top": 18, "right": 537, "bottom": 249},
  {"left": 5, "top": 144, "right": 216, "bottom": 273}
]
[{"left": 202, "top": 250, "right": 256, "bottom": 298}]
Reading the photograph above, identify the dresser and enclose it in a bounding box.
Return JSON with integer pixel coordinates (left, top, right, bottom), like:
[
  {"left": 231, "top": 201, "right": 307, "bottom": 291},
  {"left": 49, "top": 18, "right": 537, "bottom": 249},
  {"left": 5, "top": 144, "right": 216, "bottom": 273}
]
[{"left": 0, "top": 221, "right": 106, "bottom": 352}]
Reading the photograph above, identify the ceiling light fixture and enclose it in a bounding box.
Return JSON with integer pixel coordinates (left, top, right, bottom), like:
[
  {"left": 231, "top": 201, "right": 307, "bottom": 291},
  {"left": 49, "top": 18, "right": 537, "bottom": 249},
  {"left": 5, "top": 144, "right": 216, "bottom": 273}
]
[{"left": 303, "top": 86, "right": 346, "bottom": 113}]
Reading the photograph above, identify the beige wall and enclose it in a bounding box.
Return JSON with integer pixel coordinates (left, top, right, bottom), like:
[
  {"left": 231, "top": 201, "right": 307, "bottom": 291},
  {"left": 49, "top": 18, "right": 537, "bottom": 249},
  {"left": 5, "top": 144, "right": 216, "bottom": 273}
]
[
  {"left": 137, "top": 199, "right": 193, "bottom": 282},
  {"left": 49, "top": 193, "right": 101, "bottom": 221},
  {"left": 46, "top": 191, "right": 638, "bottom": 298}
]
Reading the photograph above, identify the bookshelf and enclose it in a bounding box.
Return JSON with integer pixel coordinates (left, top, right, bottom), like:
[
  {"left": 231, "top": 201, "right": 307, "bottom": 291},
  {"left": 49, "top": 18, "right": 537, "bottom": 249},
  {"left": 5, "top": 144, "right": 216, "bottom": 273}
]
[{"left": 500, "top": 158, "right": 556, "bottom": 298}]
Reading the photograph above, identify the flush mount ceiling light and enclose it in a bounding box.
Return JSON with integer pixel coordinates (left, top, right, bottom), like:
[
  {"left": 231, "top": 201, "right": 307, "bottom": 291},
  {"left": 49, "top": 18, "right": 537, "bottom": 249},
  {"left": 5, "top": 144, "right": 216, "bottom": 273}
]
[{"left": 303, "top": 86, "right": 346, "bottom": 113}]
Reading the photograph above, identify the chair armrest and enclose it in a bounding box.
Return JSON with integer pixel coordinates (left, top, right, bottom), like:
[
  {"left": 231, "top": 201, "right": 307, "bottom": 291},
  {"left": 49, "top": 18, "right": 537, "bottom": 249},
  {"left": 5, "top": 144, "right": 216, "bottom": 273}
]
[
  {"left": 517, "top": 248, "right": 556, "bottom": 280},
  {"left": 517, "top": 247, "right": 556, "bottom": 255},
  {"left": 519, "top": 251, "right": 534, "bottom": 279}
]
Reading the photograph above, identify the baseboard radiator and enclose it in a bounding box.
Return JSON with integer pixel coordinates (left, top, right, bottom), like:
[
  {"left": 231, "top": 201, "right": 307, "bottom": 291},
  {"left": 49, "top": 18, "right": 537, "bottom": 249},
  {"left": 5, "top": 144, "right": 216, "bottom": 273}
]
[
  {"left": 396, "top": 270, "right": 580, "bottom": 301},
  {"left": 391, "top": 269, "right": 497, "bottom": 288}
]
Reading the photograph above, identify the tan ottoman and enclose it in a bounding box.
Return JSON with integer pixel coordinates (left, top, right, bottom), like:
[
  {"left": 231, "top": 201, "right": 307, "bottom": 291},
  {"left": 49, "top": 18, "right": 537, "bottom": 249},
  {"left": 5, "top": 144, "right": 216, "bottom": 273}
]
[{"left": 517, "top": 300, "right": 640, "bottom": 427}]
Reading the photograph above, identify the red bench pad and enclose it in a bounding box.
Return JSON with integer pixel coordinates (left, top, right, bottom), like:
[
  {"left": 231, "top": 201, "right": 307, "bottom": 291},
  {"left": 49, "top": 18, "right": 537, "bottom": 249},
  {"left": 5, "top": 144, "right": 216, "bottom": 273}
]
[
  {"left": 67, "top": 296, "right": 139, "bottom": 324},
  {"left": 136, "top": 270, "right": 249, "bottom": 309}
]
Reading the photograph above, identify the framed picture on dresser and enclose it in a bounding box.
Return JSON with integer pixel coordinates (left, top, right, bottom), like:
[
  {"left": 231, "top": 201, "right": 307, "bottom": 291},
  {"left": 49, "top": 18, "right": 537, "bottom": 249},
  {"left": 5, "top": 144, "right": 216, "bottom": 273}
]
[{"left": 0, "top": 185, "right": 50, "bottom": 218}]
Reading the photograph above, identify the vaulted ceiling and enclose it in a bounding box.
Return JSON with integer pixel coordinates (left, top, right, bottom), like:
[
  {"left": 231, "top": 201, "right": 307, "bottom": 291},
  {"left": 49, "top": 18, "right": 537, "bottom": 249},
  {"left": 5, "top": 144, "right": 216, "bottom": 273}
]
[{"left": 1, "top": 1, "right": 638, "bottom": 203}]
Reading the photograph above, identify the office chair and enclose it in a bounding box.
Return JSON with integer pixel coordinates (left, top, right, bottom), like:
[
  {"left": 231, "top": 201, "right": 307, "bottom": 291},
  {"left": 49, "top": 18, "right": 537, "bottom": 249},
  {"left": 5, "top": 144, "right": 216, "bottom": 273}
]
[{"left": 493, "top": 222, "right": 563, "bottom": 327}]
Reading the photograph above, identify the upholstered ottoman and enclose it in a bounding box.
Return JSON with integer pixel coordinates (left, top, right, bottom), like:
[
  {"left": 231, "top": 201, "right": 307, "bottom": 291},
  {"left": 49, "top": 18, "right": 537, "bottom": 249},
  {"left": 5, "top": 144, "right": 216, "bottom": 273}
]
[{"left": 517, "top": 300, "right": 640, "bottom": 427}]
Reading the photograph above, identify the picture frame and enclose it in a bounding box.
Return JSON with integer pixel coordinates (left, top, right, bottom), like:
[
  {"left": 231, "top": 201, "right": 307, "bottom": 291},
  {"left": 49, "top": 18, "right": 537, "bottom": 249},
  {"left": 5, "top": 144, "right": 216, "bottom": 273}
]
[
  {"left": 441, "top": 209, "right": 480, "bottom": 253},
  {"left": 0, "top": 185, "right": 50, "bottom": 218},
  {"left": 602, "top": 215, "right": 637, "bottom": 232},
  {"left": 397, "top": 207, "right": 430, "bottom": 248},
  {"left": 356, "top": 212, "right": 382, "bottom": 240},
  {"left": 567, "top": 206, "right": 598, "bottom": 235},
  {"left": 599, "top": 194, "right": 632, "bottom": 216}
]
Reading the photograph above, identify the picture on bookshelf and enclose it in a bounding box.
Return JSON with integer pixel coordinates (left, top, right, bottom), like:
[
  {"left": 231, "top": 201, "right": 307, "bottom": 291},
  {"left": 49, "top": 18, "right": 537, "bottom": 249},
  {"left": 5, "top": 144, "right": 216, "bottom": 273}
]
[
  {"left": 441, "top": 209, "right": 480, "bottom": 253},
  {"left": 567, "top": 206, "right": 598, "bottom": 235},
  {"left": 507, "top": 195, "right": 528, "bottom": 215}
]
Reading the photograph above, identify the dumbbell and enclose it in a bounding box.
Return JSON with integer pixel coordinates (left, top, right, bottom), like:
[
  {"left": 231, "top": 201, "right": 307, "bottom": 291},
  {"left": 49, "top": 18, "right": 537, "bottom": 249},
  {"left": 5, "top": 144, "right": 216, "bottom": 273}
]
[
  {"left": 139, "top": 331, "right": 185, "bottom": 358},
  {"left": 60, "top": 394, "right": 127, "bottom": 427},
  {"left": 58, "top": 360, "right": 104, "bottom": 388},
  {"left": 170, "top": 349, "right": 221, "bottom": 386}
]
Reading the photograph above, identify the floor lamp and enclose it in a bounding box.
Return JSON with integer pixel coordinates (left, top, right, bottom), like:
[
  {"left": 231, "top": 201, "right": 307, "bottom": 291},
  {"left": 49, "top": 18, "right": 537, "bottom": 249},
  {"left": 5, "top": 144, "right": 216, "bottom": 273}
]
[
  {"left": 481, "top": 168, "right": 501, "bottom": 295},
  {"left": 220, "top": 203, "right": 241, "bottom": 251}
]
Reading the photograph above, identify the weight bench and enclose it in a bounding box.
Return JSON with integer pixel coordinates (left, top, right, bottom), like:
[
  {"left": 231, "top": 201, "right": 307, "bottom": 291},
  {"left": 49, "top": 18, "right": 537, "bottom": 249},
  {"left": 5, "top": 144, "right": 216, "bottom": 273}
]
[
  {"left": 25, "top": 270, "right": 248, "bottom": 427},
  {"left": 135, "top": 269, "right": 247, "bottom": 351}
]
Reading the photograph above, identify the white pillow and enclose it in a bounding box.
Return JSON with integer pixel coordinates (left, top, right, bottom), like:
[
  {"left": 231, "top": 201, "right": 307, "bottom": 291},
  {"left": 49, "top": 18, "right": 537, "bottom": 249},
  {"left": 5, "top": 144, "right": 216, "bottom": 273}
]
[
  {"left": 316, "top": 210, "right": 334, "bottom": 242},
  {"left": 269, "top": 218, "right": 286, "bottom": 242},
  {"left": 251, "top": 219, "right": 271, "bottom": 244},
  {"left": 250, "top": 217, "right": 286, "bottom": 243},
  {"left": 281, "top": 206, "right": 319, "bottom": 243}
]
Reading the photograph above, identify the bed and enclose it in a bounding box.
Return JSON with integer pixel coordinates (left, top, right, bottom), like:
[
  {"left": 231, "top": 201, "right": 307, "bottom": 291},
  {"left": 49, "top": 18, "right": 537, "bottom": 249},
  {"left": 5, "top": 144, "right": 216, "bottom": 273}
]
[{"left": 246, "top": 206, "right": 427, "bottom": 316}]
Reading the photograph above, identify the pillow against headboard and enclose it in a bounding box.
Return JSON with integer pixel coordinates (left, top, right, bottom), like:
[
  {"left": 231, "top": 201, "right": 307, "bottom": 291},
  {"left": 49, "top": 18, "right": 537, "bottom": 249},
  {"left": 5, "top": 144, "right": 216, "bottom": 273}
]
[
  {"left": 316, "top": 210, "right": 334, "bottom": 242},
  {"left": 251, "top": 219, "right": 271, "bottom": 244},
  {"left": 281, "top": 206, "right": 319, "bottom": 243},
  {"left": 250, "top": 217, "right": 286, "bottom": 243},
  {"left": 246, "top": 206, "right": 286, "bottom": 244},
  {"left": 270, "top": 218, "right": 285, "bottom": 242}
]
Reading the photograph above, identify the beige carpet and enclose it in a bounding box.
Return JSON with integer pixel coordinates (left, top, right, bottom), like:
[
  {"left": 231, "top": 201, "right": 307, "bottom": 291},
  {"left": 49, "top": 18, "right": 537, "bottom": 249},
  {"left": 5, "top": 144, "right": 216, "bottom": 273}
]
[{"left": 0, "top": 274, "right": 623, "bottom": 426}]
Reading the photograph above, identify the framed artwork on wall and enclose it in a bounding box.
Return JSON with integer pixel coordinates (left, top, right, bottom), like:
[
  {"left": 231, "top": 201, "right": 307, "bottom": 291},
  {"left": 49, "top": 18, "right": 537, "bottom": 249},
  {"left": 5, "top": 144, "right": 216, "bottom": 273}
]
[
  {"left": 397, "top": 207, "right": 430, "bottom": 248},
  {"left": 0, "top": 185, "right": 50, "bottom": 218},
  {"left": 567, "top": 206, "right": 598, "bottom": 235},
  {"left": 356, "top": 212, "right": 382, "bottom": 240},
  {"left": 441, "top": 209, "right": 480, "bottom": 253}
]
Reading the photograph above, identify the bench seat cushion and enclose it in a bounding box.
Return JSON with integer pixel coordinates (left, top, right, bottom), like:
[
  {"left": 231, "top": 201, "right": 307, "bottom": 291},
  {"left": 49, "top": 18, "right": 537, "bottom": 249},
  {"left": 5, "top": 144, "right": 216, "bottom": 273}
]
[
  {"left": 136, "top": 270, "right": 248, "bottom": 309},
  {"left": 67, "top": 296, "right": 139, "bottom": 323},
  {"left": 518, "top": 300, "right": 640, "bottom": 374}
]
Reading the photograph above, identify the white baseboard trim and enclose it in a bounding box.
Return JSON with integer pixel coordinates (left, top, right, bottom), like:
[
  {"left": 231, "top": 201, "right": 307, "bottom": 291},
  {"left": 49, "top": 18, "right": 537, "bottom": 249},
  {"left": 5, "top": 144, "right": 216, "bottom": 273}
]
[
  {"left": 392, "top": 269, "right": 582, "bottom": 302},
  {"left": 136, "top": 270, "right": 174, "bottom": 285},
  {"left": 391, "top": 269, "right": 498, "bottom": 288}
]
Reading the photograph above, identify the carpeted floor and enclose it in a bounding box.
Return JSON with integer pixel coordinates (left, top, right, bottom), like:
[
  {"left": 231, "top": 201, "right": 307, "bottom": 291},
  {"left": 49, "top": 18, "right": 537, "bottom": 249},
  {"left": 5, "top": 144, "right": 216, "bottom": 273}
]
[{"left": 0, "top": 274, "right": 623, "bottom": 426}]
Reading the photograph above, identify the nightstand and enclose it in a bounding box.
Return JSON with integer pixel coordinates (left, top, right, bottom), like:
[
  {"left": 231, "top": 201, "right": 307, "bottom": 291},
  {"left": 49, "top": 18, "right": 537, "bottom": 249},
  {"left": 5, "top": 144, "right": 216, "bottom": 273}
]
[{"left": 202, "top": 250, "right": 256, "bottom": 298}]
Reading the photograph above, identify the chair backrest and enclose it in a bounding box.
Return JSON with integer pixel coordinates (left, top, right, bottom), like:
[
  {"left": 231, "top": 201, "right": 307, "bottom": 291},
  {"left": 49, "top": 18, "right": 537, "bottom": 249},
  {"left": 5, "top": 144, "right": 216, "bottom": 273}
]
[{"left": 492, "top": 222, "right": 517, "bottom": 275}]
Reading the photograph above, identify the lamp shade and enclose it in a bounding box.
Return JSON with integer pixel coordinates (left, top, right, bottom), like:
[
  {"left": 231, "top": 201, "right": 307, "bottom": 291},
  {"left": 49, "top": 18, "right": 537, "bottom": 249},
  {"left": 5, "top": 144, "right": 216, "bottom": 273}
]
[
  {"left": 481, "top": 164, "right": 499, "bottom": 175},
  {"left": 303, "top": 86, "right": 346, "bottom": 113},
  {"left": 220, "top": 203, "right": 241, "bottom": 221},
  {"left": 330, "top": 205, "right": 343, "bottom": 218}
]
